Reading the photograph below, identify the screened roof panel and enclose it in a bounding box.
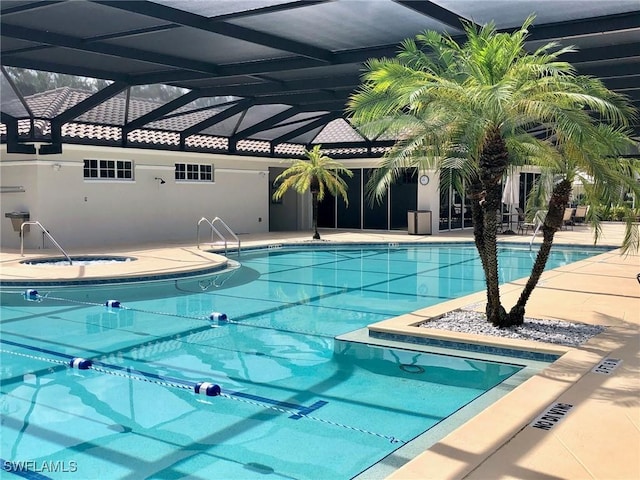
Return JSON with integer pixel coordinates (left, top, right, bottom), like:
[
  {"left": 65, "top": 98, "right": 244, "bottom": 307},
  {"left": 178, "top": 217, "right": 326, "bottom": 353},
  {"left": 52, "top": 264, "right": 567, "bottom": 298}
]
[
  {"left": 151, "top": 0, "right": 299, "bottom": 18},
  {"left": 1, "top": 0, "right": 638, "bottom": 157},
  {"left": 199, "top": 111, "right": 244, "bottom": 137},
  {"left": 287, "top": 125, "right": 325, "bottom": 145},
  {"left": 103, "top": 27, "right": 295, "bottom": 65},
  {"left": 0, "top": 37, "right": 40, "bottom": 52},
  {"left": 437, "top": 0, "right": 640, "bottom": 29},
  {"left": 3, "top": 1, "right": 170, "bottom": 38},
  {"left": 250, "top": 112, "right": 328, "bottom": 141},
  {"left": 1, "top": 73, "right": 29, "bottom": 118},
  {"left": 235, "top": 104, "right": 292, "bottom": 133},
  {"left": 230, "top": 1, "right": 463, "bottom": 51},
  {"left": 250, "top": 114, "right": 324, "bottom": 141}
]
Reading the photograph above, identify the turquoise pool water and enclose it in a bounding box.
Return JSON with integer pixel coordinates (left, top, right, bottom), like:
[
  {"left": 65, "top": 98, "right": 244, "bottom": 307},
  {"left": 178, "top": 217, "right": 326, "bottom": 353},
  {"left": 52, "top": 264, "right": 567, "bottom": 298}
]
[{"left": 0, "top": 244, "right": 606, "bottom": 479}]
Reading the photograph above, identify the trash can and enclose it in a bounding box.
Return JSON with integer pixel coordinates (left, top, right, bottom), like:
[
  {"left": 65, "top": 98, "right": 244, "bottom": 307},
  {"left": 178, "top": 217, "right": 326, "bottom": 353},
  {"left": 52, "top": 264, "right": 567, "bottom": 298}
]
[
  {"left": 5, "top": 212, "right": 30, "bottom": 232},
  {"left": 407, "top": 210, "right": 432, "bottom": 235}
]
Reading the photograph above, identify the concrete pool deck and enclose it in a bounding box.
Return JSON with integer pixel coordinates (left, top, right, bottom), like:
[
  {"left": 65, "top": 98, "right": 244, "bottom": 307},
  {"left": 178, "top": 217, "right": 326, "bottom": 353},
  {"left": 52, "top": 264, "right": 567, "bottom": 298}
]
[{"left": 1, "top": 224, "right": 638, "bottom": 479}]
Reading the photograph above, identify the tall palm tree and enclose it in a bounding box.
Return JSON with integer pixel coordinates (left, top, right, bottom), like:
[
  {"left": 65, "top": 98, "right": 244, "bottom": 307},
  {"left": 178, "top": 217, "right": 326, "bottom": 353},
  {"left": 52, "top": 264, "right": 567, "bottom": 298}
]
[
  {"left": 348, "top": 16, "right": 638, "bottom": 327},
  {"left": 272, "top": 145, "right": 353, "bottom": 240}
]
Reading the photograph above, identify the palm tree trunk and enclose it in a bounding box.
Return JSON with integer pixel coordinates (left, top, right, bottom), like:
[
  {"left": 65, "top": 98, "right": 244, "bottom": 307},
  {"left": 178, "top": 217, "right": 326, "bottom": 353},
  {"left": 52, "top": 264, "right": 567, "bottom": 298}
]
[
  {"left": 507, "top": 178, "right": 572, "bottom": 325},
  {"left": 478, "top": 127, "right": 509, "bottom": 327},
  {"left": 482, "top": 182, "right": 508, "bottom": 326},
  {"left": 312, "top": 191, "right": 320, "bottom": 239}
]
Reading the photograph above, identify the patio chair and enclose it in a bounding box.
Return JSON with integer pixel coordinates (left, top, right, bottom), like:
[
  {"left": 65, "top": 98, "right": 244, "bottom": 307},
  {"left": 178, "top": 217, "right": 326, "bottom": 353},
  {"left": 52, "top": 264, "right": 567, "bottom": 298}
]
[
  {"left": 573, "top": 205, "right": 589, "bottom": 224},
  {"left": 562, "top": 207, "right": 575, "bottom": 230},
  {"left": 519, "top": 209, "right": 547, "bottom": 235},
  {"left": 515, "top": 207, "right": 526, "bottom": 234}
]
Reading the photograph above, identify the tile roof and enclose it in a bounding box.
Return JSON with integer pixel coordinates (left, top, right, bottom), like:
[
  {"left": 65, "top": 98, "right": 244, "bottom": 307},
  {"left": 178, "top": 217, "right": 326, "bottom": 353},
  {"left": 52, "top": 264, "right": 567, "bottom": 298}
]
[{"left": 2, "top": 87, "right": 389, "bottom": 158}]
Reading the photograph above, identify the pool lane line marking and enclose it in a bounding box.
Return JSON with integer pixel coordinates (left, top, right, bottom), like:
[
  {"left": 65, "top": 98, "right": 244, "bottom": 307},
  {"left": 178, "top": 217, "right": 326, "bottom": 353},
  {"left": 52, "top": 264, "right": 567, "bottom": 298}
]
[
  {"left": 218, "top": 392, "right": 404, "bottom": 444},
  {"left": 1, "top": 341, "right": 329, "bottom": 419},
  {"left": 24, "top": 292, "right": 335, "bottom": 339}
]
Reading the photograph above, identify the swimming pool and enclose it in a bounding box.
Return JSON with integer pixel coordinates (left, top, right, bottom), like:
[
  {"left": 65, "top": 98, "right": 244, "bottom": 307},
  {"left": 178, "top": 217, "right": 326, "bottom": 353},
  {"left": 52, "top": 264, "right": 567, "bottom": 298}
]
[{"left": 0, "top": 243, "right": 606, "bottom": 479}]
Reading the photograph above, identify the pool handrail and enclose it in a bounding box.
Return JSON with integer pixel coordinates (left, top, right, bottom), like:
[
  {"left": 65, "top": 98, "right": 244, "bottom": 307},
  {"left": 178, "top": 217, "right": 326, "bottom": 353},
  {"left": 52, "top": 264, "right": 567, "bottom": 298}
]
[
  {"left": 528, "top": 210, "right": 547, "bottom": 251},
  {"left": 21, "top": 221, "right": 73, "bottom": 265},
  {"left": 196, "top": 216, "right": 240, "bottom": 256}
]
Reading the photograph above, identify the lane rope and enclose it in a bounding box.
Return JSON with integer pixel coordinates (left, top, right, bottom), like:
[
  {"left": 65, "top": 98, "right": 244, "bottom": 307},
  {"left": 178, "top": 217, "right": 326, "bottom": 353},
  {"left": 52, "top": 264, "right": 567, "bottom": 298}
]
[{"left": 2, "top": 347, "right": 404, "bottom": 444}]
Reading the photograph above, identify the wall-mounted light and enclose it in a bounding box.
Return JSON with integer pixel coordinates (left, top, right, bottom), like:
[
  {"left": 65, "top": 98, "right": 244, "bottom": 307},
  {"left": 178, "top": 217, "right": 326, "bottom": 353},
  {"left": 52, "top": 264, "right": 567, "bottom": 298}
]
[{"left": 155, "top": 177, "right": 166, "bottom": 185}]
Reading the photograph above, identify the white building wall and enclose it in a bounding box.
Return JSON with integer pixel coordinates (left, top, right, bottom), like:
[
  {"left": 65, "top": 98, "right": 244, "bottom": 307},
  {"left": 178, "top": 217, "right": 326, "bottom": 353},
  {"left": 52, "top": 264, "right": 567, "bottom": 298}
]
[{"left": 1, "top": 144, "right": 274, "bottom": 250}]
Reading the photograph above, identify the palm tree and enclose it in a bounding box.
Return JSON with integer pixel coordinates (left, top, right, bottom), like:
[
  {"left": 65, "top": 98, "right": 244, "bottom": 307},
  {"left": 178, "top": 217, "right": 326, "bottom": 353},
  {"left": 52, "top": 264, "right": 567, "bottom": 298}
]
[
  {"left": 272, "top": 145, "right": 353, "bottom": 240},
  {"left": 348, "top": 16, "right": 639, "bottom": 327}
]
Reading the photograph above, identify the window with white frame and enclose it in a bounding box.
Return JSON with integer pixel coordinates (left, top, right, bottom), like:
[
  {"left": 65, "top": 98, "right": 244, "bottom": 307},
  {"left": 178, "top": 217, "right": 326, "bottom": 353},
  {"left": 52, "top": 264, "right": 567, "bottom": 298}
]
[
  {"left": 83, "top": 159, "right": 133, "bottom": 180},
  {"left": 175, "top": 163, "right": 214, "bottom": 182}
]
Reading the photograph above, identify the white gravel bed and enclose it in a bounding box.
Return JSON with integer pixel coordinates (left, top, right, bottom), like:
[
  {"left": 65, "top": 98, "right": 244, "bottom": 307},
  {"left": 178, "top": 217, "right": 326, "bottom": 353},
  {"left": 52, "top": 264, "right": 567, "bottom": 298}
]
[{"left": 420, "top": 308, "right": 606, "bottom": 347}]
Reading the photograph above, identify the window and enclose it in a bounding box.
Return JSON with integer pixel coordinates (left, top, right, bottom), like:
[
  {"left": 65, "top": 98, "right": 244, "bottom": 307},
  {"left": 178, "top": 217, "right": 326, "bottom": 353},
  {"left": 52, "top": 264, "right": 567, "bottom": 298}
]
[
  {"left": 84, "top": 159, "right": 133, "bottom": 180},
  {"left": 175, "top": 163, "right": 214, "bottom": 182}
]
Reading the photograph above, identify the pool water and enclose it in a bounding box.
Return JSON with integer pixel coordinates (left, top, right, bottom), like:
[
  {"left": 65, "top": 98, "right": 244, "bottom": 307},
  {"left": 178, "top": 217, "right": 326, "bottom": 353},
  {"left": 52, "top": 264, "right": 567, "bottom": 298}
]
[{"left": 0, "top": 244, "right": 605, "bottom": 479}]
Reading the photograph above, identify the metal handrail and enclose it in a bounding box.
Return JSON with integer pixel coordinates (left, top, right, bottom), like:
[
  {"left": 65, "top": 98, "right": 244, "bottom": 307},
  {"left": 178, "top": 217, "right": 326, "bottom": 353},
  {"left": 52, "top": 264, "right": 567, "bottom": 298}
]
[
  {"left": 196, "top": 217, "right": 240, "bottom": 255},
  {"left": 528, "top": 210, "right": 547, "bottom": 251},
  {"left": 21, "top": 221, "right": 73, "bottom": 265},
  {"left": 212, "top": 217, "right": 240, "bottom": 255}
]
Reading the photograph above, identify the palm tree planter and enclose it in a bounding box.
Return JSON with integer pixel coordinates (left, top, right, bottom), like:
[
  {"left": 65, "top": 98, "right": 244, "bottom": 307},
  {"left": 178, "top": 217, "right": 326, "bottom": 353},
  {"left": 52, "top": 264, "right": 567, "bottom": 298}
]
[
  {"left": 348, "top": 16, "right": 639, "bottom": 327},
  {"left": 272, "top": 145, "right": 353, "bottom": 240}
]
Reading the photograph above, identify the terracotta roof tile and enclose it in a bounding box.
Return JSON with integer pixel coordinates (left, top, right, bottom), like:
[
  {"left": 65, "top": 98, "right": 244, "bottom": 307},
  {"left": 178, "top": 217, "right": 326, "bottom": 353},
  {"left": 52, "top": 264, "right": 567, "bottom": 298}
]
[{"left": 2, "top": 87, "right": 387, "bottom": 157}]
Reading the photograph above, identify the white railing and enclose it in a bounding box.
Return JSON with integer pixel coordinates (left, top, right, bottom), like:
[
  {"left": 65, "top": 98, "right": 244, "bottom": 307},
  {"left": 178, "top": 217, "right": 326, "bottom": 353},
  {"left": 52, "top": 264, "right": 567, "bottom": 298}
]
[
  {"left": 21, "top": 221, "right": 72, "bottom": 265},
  {"left": 528, "top": 210, "right": 547, "bottom": 251},
  {"left": 197, "top": 217, "right": 240, "bottom": 255}
]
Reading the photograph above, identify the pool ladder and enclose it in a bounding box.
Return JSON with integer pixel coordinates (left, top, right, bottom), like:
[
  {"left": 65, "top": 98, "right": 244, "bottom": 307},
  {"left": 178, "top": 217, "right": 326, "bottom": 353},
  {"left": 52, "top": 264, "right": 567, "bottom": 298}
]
[
  {"left": 21, "top": 220, "right": 73, "bottom": 265},
  {"left": 197, "top": 217, "right": 241, "bottom": 256}
]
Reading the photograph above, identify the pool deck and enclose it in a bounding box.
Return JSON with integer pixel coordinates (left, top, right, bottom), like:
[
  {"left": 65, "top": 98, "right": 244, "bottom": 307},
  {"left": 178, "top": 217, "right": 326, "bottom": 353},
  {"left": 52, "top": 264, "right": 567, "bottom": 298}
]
[{"left": 1, "top": 224, "right": 638, "bottom": 480}]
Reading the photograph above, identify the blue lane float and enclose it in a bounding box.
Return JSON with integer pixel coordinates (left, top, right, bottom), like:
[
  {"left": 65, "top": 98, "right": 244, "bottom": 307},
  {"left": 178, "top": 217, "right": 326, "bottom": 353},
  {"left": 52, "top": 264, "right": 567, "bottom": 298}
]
[
  {"left": 208, "top": 312, "right": 228, "bottom": 321},
  {"left": 23, "top": 289, "right": 39, "bottom": 300},
  {"left": 70, "top": 357, "right": 92, "bottom": 370},
  {"left": 105, "top": 300, "right": 121, "bottom": 308},
  {"left": 194, "top": 381, "right": 221, "bottom": 396}
]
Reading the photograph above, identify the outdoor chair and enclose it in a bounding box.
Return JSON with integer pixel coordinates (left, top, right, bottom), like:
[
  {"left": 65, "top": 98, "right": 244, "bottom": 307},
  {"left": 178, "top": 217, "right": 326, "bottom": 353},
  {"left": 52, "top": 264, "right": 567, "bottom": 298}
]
[
  {"left": 562, "top": 207, "right": 575, "bottom": 230},
  {"left": 519, "top": 209, "right": 547, "bottom": 235},
  {"left": 573, "top": 205, "right": 589, "bottom": 224},
  {"left": 515, "top": 207, "right": 526, "bottom": 234}
]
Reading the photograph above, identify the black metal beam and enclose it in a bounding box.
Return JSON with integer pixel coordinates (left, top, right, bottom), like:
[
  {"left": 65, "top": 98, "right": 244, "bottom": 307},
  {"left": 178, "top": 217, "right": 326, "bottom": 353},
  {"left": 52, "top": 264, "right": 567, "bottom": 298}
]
[
  {"left": 392, "top": 0, "right": 477, "bottom": 31},
  {"left": 1, "top": 112, "right": 36, "bottom": 154},
  {"left": 272, "top": 111, "right": 342, "bottom": 144},
  {"left": 93, "top": 0, "right": 333, "bottom": 62}
]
